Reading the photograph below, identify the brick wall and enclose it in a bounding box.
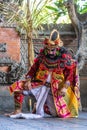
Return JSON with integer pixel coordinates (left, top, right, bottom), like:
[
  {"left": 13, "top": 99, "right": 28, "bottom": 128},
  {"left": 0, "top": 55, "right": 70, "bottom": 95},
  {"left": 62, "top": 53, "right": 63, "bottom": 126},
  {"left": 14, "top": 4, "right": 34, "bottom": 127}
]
[
  {"left": 0, "top": 27, "right": 20, "bottom": 62},
  {"left": 0, "top": 27, "right": 21, "bottom": 72}
]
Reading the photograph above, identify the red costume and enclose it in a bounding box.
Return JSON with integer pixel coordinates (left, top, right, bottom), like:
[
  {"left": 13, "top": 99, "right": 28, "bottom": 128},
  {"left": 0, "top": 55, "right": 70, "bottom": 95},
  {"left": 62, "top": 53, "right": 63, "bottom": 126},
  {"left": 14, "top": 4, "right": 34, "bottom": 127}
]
[{"left": 8, "top": 29, "right": 80, "bottom": 118}]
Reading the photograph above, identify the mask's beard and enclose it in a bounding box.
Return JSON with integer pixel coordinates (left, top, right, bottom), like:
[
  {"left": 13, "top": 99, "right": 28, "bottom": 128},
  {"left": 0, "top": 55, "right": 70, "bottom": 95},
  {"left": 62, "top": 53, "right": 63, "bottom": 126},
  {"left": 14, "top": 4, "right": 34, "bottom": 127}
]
[{"left": 44, "top": 54, "right": 59, "bottom": 69}]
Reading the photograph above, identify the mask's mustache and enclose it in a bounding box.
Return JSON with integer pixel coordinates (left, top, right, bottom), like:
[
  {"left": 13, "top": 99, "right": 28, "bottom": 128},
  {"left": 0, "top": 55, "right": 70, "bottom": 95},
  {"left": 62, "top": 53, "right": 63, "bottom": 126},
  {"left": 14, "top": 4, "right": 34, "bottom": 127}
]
[
  {"left": 49, "top": 54, "right": 55, "bottom": 56},
  {"left": 48, "top": 54, "right": 55, "bottom": 59},
  {"left": 46, "top": 54, "right": 57, "bottom": 60},
  {"left": 47, "top": 53, "right": 55, "bottom": 57}
]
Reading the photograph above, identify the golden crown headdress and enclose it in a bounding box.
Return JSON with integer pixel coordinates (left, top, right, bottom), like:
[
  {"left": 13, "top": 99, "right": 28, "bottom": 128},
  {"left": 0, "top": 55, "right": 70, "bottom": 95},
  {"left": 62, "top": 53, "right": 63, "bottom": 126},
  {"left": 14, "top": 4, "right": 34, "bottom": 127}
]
[{"left": 44, "top": 29, "right": 63, "bottom": 49}]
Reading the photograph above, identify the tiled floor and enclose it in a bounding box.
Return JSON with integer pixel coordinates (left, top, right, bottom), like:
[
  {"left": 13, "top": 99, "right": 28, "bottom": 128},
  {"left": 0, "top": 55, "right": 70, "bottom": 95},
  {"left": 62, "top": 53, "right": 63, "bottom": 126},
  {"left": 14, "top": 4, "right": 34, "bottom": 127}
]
[{"left": 0, "top": 112, "right": 87, "bottom": 130}]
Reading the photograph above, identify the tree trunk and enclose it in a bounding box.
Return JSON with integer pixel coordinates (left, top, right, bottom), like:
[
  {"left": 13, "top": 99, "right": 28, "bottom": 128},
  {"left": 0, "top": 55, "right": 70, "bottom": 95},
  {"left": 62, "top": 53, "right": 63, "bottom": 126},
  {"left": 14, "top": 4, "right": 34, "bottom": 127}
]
[
  {"left": 27, "top": 33, "right": 34, "bottom": 67},
  {"left": 26, "top": 0, "right": 34, "bottom": 67},
  {"left": 65, "top": 0, "right": 87, "bottom": 70},
  {"left": 65, "top": 0, "right": 82, "bottom": 48}
]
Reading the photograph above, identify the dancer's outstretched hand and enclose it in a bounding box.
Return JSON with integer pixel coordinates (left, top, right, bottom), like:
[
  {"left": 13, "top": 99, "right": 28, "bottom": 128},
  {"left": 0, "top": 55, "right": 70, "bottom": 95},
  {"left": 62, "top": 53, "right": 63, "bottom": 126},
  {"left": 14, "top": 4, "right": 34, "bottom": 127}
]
[
  {"left": 58, "top": 88, "right": 67, "bottom": 96},
  {"left": 24, "top": 79, "right": 32, "bottom": 90}
]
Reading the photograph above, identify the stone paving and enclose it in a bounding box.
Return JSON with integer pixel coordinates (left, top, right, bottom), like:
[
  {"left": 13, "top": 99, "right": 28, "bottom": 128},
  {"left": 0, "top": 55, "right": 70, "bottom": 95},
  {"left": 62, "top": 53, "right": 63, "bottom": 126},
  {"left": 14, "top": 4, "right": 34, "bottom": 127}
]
[{"left": 0, "top": 112, "right": 87, "bottom": 130}]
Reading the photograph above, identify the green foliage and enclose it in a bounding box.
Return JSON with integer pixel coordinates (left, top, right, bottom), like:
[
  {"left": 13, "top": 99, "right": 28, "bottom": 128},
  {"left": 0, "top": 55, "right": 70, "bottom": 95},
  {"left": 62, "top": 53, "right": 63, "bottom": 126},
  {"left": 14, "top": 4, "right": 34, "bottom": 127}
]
[
  {"left": 1, "top": 0, "right": 87, "bottom": 26},
  {"left": 46, "top": 0, "right": 70, "bottom": 23},
  {"left": 46, "top": 0, "right": 87, "bottom": 23},
  {"left": 77, "top": 1, "right": 87, "bottom": 14}
]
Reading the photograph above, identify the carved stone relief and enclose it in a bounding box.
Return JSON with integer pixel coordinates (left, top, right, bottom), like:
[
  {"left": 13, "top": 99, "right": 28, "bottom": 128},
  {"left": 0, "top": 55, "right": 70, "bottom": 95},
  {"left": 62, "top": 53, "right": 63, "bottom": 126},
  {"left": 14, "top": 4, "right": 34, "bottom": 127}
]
[
  {"left": 0, "top": 43, "right": 7, "bottom": 52},
  {"left": 0, "top": 58, "right": 25, "bottom": 84}
]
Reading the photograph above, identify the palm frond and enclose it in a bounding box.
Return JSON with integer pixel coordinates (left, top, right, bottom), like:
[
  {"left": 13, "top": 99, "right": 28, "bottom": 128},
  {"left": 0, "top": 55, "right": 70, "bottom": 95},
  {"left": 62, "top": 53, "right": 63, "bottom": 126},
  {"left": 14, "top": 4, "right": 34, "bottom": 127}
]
[{"left": 0, "top": 0, "right": 54, "bottom": 33}]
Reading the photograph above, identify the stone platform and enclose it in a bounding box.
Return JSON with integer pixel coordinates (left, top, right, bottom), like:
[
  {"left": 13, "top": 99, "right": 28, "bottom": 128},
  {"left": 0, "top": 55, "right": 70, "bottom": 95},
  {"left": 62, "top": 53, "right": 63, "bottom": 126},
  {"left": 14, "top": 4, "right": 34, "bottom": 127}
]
[{"left": 0, "top": 112, "right": 87, "bottom": 130}]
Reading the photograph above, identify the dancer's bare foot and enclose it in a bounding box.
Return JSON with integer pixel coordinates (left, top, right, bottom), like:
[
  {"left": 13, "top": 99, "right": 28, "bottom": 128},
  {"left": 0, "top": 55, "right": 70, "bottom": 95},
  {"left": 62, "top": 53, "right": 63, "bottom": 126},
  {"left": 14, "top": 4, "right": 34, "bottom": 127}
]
[{"left": 4, "top": 109, "right": 22, "bottom": 117}]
